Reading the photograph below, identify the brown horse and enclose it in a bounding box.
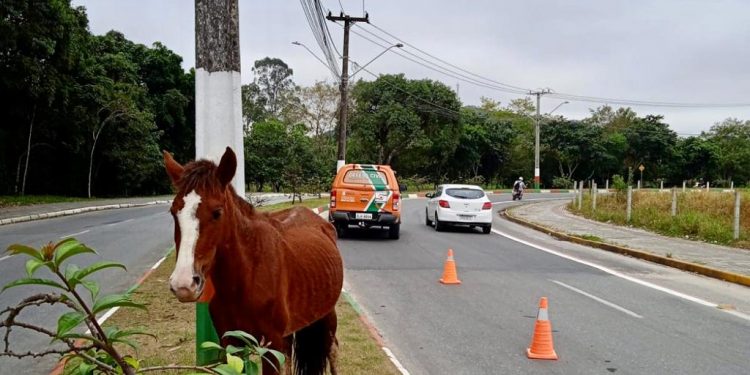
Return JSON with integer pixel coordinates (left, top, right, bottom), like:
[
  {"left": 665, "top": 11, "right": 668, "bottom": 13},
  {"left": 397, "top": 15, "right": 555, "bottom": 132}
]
[{"left": 163, "top": 147, "right": 343, "bottom": 375}]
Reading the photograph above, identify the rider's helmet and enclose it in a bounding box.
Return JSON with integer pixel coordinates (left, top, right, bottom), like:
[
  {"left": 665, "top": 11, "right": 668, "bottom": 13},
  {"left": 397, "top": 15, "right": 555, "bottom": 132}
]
[{"left": 519, "top": 177, "right": 523, "bottom": 181}]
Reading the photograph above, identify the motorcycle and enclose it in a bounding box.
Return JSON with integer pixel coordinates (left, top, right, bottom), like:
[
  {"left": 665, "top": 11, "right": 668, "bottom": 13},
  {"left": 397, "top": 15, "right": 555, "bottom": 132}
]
[{"left": 512, "top": 188, "right": 524, "bottom": 201}]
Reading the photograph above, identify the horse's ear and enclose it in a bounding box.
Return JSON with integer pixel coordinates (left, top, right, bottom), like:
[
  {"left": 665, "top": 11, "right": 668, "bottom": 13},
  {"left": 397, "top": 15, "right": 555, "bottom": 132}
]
[
  {"left": 163, "top": 150, "right": 184, "bottom": 187},
  {"left": 216, "top": 147, "right": 236, "bottom": 188}
]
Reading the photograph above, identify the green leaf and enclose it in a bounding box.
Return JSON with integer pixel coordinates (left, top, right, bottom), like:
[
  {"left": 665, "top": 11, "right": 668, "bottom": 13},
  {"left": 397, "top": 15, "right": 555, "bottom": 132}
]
[
  {"left": 57, "top": 311, "right": 85, "bottom": 337},
  {"left": 226, "top": 353, "right": 244, "bottom": 374},
  {"left": 64, "top": 264, "right": 81, "bottom": 284},
  {"left": 200, "top": 341, "right": 224, "bottom": 351},
  {"left": 265, "top": 348, "right": 286, "bottom": 368},
  {"left": 123, "top": 356, "right": 139, "bottom": 371},
  {"left": 81, "top": 280, "right": 100, "bottom": 301},
  {"left": 111, "top": 337, "right": 139, "bottom": 351},
  {"left": 212, "top": 364, "right": 242, "bottom": 375},
  {"left": 2, "top": 277, "right": 67, "bottom": 293},
  {"left": 222, "top": 330, "right": 259, "bottom": 347},
  {"left": 6, "top": 244, "right": 43, "bottom": 260},
  {"left": 92, "top": 294, "right": 146, "bottom": 314},
  {"left": 76, "top": 362, "right": 96, "bottom": 375},
  {"left": 108, "top": 327, "right": 156, "bottom": 340},
  {"left": 53, "top": 239, "right": 96, "bottom": 267},
  {"left": 225, "top": 344, "right": 243, "bottom": 355},
  {"left": 244, "top": 360, "right": 260, "bottom": 375},
  {"left": 57, "top": 332, "right": 97, "bottom": 342},
  {"left": 25, "top": 258, "right": 47, "bottom": 277},
  {"left": 74, "top": 261, "right": 126, "bottom": 281}
]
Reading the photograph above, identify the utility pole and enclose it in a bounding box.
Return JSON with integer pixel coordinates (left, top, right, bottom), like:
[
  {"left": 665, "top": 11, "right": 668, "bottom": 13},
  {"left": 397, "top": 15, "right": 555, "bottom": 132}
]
[
  {"left": 194, "top": 0, "right": 242, "bottom": 365},
  {"left": 530, "top": 89, "right": 550, "bottom": 189},
  {"left": 195, "top": 0, "right": 244, "bottom": 195},
  {"left": 326, "top": 11, "right": 369, "bottom": 172}
]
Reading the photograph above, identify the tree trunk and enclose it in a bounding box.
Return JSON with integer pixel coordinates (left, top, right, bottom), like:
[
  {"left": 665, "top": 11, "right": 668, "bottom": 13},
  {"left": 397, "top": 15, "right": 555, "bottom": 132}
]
[{"left": 20, "top": 105, "right": 37, "bottom": 196}]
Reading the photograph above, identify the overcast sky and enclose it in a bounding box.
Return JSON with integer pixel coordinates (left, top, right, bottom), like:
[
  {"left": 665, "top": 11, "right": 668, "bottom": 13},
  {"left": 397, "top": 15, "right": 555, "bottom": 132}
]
[{"left": 73, "top": 0, "right": 750, "bottom": 135}]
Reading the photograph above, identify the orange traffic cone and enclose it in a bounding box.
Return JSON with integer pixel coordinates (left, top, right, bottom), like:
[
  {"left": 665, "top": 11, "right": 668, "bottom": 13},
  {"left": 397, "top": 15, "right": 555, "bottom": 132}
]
[
  {"left": 527, "top": 297, "right": 558, "bottom": 360},
  {"left": 439, "top": 249, "right": 461, "bottom": 284}
]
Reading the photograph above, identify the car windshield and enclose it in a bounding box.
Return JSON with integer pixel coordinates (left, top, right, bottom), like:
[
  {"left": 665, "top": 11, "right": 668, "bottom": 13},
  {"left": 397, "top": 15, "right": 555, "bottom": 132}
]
[{"left": 445, "top": 188, "right": 484, "bottom": 199}]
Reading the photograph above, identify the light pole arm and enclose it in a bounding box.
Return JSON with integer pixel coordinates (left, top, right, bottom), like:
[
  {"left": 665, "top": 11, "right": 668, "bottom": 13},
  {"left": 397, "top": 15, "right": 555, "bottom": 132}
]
[
  {"left": 348, "top": 43, "right": 403, "bottom": 79},
  {"left": 291, "top": 41, "right": 340, "bottom": 80}
]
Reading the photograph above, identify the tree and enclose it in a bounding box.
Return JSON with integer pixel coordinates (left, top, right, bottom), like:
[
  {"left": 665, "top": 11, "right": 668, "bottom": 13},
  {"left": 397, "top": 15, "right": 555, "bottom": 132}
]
[
  {"left": 542, "top": 119, "right": 606, "bottom": 181},
  {"left": 622, "top": 115, "right": 677, "bottom": 180},
  {"left": 244, "top": 120, "right": 288, "bottom": 191},
  {"left": 349, "top": 74, "right": 461, "bottom": 178},
  {"left": 453, "top": 107, "right": 514, "bottom": 181},
  {"left": 251, "top": 57, "right": 295, "bottom": 117},
  {"left": 706, "top": 118, "right": 750, "bottom": 184}
]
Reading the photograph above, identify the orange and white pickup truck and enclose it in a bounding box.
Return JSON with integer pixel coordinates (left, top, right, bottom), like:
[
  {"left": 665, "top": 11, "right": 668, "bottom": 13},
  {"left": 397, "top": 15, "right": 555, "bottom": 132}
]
[{"left": 328, "top": 164, "right": 406, "bottom": 239}]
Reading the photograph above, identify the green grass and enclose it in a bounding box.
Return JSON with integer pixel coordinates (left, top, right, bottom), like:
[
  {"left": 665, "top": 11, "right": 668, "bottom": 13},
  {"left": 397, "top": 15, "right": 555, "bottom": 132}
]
[
  {"left": 569, "top": 191, "right": 750, "bottom": 249},
  {"left": 578, "top": 234, "right": 604, "bottom": 242},
  {"left": 0, "top": 195, "right": 91, "bottom": 208}
]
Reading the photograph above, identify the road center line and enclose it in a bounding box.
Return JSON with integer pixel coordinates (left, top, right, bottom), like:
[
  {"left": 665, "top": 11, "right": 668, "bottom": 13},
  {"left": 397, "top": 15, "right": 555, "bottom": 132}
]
[
  {"left": 491, "top": 228, "right": 750, "bottom": 322},
  {"left": 59, "top": 229, "right": 90, "bottom": 239},
  {"left": 551, "top": 279, "right": 643, "bottom": 319}
]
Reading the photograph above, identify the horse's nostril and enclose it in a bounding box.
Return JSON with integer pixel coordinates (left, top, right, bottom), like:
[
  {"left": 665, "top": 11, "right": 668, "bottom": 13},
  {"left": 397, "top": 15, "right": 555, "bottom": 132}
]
[
  {"left": 192, "top": 275, "right": 202, "bottom": 287},
  {"left": 169, "top": 285, "right": 176, "bottom": 294}
]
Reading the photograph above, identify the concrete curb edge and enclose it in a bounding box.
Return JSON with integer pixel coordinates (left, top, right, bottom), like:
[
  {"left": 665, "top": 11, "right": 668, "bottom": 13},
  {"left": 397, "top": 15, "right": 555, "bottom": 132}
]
[
  {"left": 502, "top": 207, "right": 750, "bottom": 288},
  {"left": 2, "top": 200, "right": 172, "bottom": 226}
]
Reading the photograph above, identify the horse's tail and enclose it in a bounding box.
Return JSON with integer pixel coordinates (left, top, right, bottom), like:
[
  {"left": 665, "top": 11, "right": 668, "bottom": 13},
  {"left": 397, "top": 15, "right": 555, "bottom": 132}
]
[{"left": 293, "top": 311, "right": 337, "bottom": 375}]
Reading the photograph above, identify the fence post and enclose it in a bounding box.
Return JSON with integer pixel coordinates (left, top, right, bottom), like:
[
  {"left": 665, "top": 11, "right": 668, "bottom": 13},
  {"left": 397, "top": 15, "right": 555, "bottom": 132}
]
[
  {"left": 627, "top": 186, "right": 633, "bottom": 223},
  {"left": 578, "top": 180, "right": 583, "bottom": 210},
  {"left": 731, "top": 181, "right": 734, "bottom": 191},
  {"left": 660, "top": 180, "right": 664, "bottom": 190},
  {"left": 706, "top": 181, "right": 710, "bottom": 192},
  {"left": 606, "top": 179, "right": 609, "bottom": 190},
  {"left": 637, "top": 180, "right": 641, "bottom": 190},
  {"left": 671, "top": 187, "right": 677, "bottom": 217},
  {"left": 592, "top": 182, "right": 597, "bottom": 212},
  {"left": 735, "top": 191, "right": 741, "bottom": 240},
  {"left": 682, "top": 180, "right": 686, "bottom": 193}
]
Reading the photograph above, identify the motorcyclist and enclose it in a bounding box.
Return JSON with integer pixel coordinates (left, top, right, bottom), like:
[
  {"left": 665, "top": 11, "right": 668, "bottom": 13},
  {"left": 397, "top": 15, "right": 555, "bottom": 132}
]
[{"left": 513, "top": 177, "right": 525, "bottom": 200}]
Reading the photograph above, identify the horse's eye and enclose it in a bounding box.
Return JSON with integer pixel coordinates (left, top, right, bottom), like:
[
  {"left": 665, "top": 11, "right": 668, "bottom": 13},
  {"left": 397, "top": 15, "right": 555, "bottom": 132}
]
[{"left": 212, "top": 208, "right": 222, "bottom": 220}]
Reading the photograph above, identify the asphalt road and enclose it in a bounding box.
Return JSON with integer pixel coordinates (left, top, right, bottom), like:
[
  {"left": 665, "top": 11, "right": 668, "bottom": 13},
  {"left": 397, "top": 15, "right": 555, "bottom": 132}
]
[
  {"left": 338, "top": 194, "right": 750, "bottom": 375},
  {"left": 3, "top": 194, "right": 749, "bottom": 374},
  {"left": 0, "top": 204, "right": 172, "bottom": 375}
]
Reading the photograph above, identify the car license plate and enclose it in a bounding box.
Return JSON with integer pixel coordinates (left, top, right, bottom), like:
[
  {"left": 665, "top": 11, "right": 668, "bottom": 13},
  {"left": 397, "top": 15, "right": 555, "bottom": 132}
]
[
  {"left": 355, "top": 213, "right": 373, "bottom": 220},
  {"left": 458, "top": 215, "right": 474, "bottom": 221}
]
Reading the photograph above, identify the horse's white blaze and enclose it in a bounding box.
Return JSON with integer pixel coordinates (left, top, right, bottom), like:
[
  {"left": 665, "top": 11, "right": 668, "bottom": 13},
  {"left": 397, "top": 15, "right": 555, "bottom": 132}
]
[{"left": 170, "top": 190, "right": 202, "bottom": 291}]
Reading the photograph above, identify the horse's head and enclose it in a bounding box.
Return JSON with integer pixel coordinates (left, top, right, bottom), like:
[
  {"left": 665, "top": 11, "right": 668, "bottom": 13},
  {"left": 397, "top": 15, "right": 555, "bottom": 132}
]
[{"left": 163, "top": 147, "right": 237, "bottom": 302}]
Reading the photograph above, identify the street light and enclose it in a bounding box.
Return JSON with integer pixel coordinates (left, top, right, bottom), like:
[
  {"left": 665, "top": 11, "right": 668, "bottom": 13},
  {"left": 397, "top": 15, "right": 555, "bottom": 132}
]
[
  {"left": 547, "top": 101, "right": 569, "bottom": 116},
  {"left": 348, "top": 43, "right": 403, "bottom": 79},
  {"left": 291, "top": 41, "right": 340, "bottom": 79}
]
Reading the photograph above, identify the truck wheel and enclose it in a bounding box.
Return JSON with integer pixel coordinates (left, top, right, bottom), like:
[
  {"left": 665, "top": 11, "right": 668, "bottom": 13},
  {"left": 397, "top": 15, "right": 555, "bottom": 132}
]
[
  {"left": 336, "top": 223, "right": 347, "bottom": 238},
  {"left": 388, "top": 223, "right": 400, "bottom": 239}
]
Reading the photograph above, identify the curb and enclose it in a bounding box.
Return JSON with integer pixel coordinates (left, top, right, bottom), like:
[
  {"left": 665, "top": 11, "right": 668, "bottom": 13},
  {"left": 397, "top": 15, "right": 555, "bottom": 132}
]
[
  {"left": 1, "top": 200, "right": 172, "bottom": 226},
  {"left": 502, "top": 207, "right": 750, "bottom": 288}
]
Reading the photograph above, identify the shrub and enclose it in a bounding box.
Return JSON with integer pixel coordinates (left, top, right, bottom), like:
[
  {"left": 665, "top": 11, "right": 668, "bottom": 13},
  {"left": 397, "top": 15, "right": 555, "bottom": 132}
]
[
  {"left": 552, "top": 176, "right": 573, "bottom": 189},
  {"left": 612, "top": 174, "right": 628, "bottom": 192}
]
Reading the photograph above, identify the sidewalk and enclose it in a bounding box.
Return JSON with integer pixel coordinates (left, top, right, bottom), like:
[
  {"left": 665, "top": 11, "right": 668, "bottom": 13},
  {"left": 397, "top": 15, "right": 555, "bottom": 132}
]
[{"left": 507, "top": 199, "right": 750, "bottom": 282}]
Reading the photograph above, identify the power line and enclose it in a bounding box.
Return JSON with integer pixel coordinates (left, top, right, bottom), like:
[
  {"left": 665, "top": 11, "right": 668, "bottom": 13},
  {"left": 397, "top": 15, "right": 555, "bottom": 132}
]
[
  {"left": 350, "top": 23, "right": 529, "bottom": 95},
  {"left": 363, "top": 22, "right": 750, "bottom": 109}
]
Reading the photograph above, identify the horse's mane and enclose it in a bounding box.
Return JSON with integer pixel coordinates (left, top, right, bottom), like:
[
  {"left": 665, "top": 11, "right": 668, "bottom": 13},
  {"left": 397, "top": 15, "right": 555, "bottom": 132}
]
[{"left": 177, "top": 159, "right": 256, "bottom": 215}]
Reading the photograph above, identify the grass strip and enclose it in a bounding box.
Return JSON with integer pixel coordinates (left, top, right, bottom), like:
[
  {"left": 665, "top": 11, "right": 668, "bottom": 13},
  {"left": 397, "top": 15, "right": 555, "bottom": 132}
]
[{"left": 569, "top": 190, "right": 750, "bottom": 249}]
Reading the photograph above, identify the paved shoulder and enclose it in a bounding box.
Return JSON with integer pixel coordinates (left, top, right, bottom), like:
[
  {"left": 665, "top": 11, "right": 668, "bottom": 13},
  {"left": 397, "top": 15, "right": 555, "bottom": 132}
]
[{"left": 510, "top": 199, "right": 750, "bottom": 277}]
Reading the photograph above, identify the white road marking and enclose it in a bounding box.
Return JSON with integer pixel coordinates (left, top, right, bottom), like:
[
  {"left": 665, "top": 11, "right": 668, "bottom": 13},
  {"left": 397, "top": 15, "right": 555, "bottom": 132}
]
[
  {"left": 104, "top": 218, "right": 134, "bottom": 227},
  {"left": 492, "top": 197, "right": 569, "bottom": 205},
  {"left": 152, "top": 255, "right": 168, "bottom": 270},
  {"left": 383, "top": 347, "right": 411, "bottom": 375},
  {"left": 491, "top": 228, "right": 750, "bottom": 322},
  {"left": 551, "top": 279, "right": 643, "bottom": 319},
  {"left": 59, "top": 229, "right": 90, "bottom": 238}
]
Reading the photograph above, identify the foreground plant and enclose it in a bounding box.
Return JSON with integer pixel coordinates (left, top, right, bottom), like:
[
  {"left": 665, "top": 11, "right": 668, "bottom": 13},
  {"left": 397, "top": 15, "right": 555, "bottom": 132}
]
[{"left": 0, "top": 238, "right": 283, "bottom": 374}]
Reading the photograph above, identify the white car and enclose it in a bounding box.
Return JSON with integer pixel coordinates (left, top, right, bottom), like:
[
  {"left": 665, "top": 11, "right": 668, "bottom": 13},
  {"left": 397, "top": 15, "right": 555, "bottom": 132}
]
[{"left": 425, "top": 184, "right": 494, "bottom": 234}]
